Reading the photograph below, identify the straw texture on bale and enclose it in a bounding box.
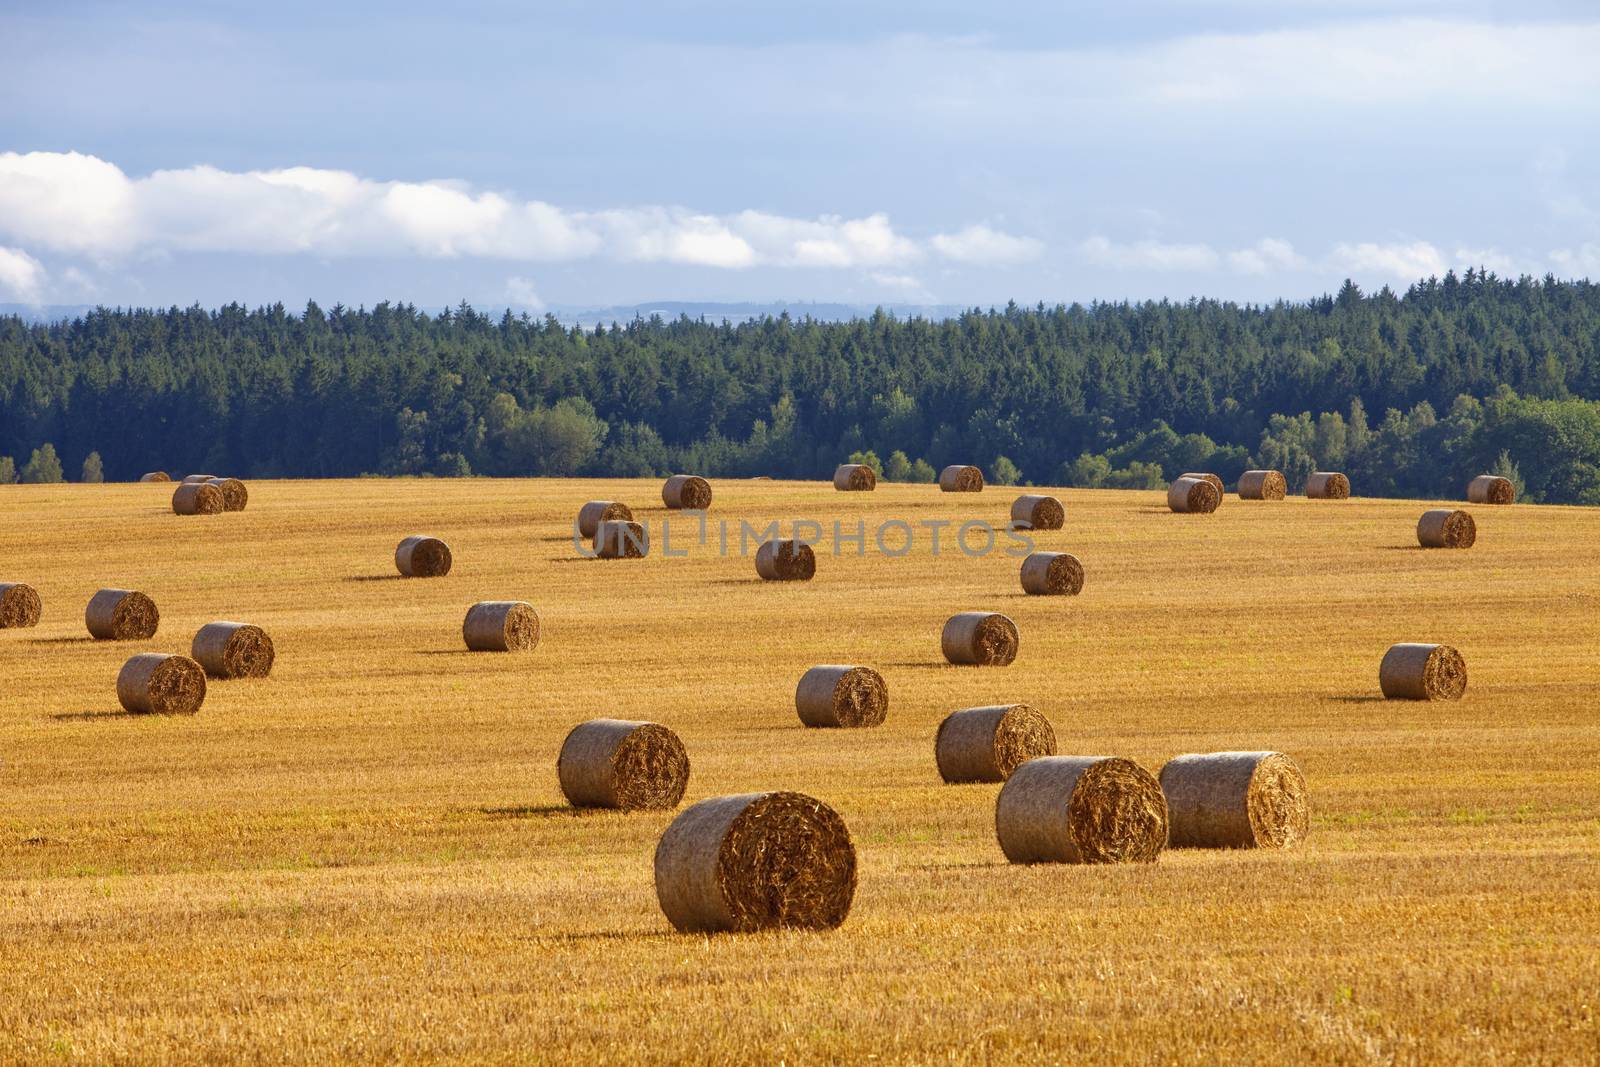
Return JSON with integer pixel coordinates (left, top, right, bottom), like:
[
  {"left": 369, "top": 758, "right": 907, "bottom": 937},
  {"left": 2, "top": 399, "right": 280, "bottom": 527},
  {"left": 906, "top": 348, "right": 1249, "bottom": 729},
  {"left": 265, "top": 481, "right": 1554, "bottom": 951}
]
[
  {"left": 833, "top": 464, "right": 877, "bottom": 491},
  {"left": 462, "top": 601, "right": 540, "bottom": 652},
  {"left": 204, "top": 477, "right": 248, "bottom": 511},
  {"left": 938, "top": 465, "right": 984, "bottom": 492},
  {"left": 1010, "top": 494, "right": 1064, "bottom": 530},
  {"left": 557, "top": 719, "right": 690, "bottom": 810},
  {"left": 190, "top": 621, "right": 275, "bottom": 679},
  {"left": 139, "top": 471, "right": 171, "bottom": 483},
  {"left": 1019, "top": 552, "right": 1084, "bottom": 596},
  {"left": 1160, "top": 751, "right": 1309, "bottom": 849},
  {"left": 85, "top": 589, "right": 159, "bottom": 640},
  {"left": 941, "top": 611, "right": 1019, "bottom": 666},
  {"left": 996, "top": 756, "right": 1169, "bottom": 864},
  {"left": 395, "top": 535, "right": 452, "bottom": 577},
  {"left": 181, "top": 474, "right": 218, "bottom": 484},
  {"left": 1379, "top": 643, "right": 1467, "bottom": 701},
  {"left": 1237, "top": 469, "right": 1288, "bottom": 500},
  {"left": 754, "top": 539, "right": 816, "bottom": 581},
  {"left": 662, "top": 474, "right": 712, "bottom": 510},
  {"left": 653, "top": 791, "right": 857, "bottom": 933},
  {"left": 1417, "top": 509, "right": 1476, "bottom": 549},
  {"left": 1306, "top": 472, "right": 1351, "bottom": 499},
  {"left": 117, "top": 653, "right": 206, "bottom": 714},
  {"left": 1180, "top": 473, "right": 1225, "bottom": 496},
  {"left": 577, "top": 500, "right": 633, "bottom": 539},
  {"left": 172, "top": 482, "right": 224, "bottom": 515},
  {"left": 0, "top": 582, "right": 42, "bottom": 629},
  {"left": 795, "top": 665, "right": 888, "bottom": 728},
  {"left": 1468, "top": 474, "right": 1514, "bottom": 505},
  {"left": 935, "top": 704, "right": 1056, "bottom": 783},
  {"left": 594, "top": 520, "right": 649, "bottom": 559},
  {"left": 1167, "top": 476, "right": 1220, "bottom": 514}
]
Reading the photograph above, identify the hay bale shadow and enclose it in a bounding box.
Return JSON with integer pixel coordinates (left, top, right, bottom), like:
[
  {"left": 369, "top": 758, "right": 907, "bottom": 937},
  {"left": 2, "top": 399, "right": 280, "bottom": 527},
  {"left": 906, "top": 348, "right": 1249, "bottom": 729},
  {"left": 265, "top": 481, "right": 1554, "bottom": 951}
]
[
  {"left": 1329, "top": 695, "right": 1387, "bottom": 703},
  {"left": 343, "top": 574, "right": 408, "bottom": 583},
  {"left": 475, "top": 804, "right": 584, "bottom": 820},
  {"left": 48, "top": 708, "right": 143, "bottom": 721},
  {"left": 28, "top": 636, "right": 94, "bottom": 645}
]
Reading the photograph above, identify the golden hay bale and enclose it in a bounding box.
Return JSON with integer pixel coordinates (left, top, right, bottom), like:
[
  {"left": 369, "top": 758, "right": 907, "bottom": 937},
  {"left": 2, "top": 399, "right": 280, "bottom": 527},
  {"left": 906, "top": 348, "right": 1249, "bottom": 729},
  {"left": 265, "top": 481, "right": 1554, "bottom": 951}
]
[
  {"left": 172, "top": 482, "right": 224, "bottom": 515},
  {"left": 662, "top": 474, "right": 712, "bottom": 510},
  {"left": 833, "top": 464, "right": 877, "bottom": 491},
  {"left": 462, "top": 601, "right": 540, "bottom": 652},
  {"left": 1237, "top": 469, "right": 1288, "bottom": 500},
  {"left": 795, "top": 665, "right": 888, "bottom": 728},
  {"left": 180, "top": 474, "right": 218, "bottom": 484},
  {"left": 0, "top": 582, "right": 42, "bottom": 629},
  {"left": 139, "top": 471, "right": 171, "bottom": 483},
  {"left": 1306, "top": 471, "right": 1351, "bottom": 499},
  {"left": 934, "top": 704, "right": 1055, "bottom": 783},
  {"left": 1167, "top": 476, "right": 1220, "bottom": 514},
  {"left": 395, "top": 535, "right": 452, "bottom": 577},
  {"left": 577, "top": 500, "right": 633, "bottom": 539},
  {"left": 941, "top": 611, "right": 1019, "bottom": 666},
  {"left": 653, "top": 791, "right": 856, "bottom": 933},
  {"left": 204, "top": 477, "right": 248, "bottom": 512},
  {"left": 1159, "top": 751, "right": 1309, "bottom": 849},
  {"left": 594, "top": 519, "right": 649, "bottom": 558},
  {"left": 1379, "top": 643, "right": 1466, "bottom": 701},
  {"left": 190, "top": 621, "right": 275, "bottom": 679},
  {"left": 1019, "top": 551, "right": 1083, "bottom": 596},
  {"left": 996, "top": 756, "right": 1168, "bottom": 864},
  {"left": 557, "top": 719, "right": 690, "bottom": 811},
  {"left": 85, "top": 589, "right": 159, "bottom": 641},
  {"left": 1468, "top": 474, "right": 1514, "bottom": 505},
  {"left": 1417, "top": 508, "right": 1476, "bottom": 549},
  {"left": 1180, "top": 472, "right": 1224, "bottom": 496},
  {"left": 938, "top": 465, "right": 984, "bottom": 492},
  {"left": 754, "top": 539, "right": 816, "bottom": 581},
  {"left": 116, "top": 653, "right": 206, "bottom": 714},
  {"left": 1010, "top": 494, "right": 1064, "bottom": 530}
]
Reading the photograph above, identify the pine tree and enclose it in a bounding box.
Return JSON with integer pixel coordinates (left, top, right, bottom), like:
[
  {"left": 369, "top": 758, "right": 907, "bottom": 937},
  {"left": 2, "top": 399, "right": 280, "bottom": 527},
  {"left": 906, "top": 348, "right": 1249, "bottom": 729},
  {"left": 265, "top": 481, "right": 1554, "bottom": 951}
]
[
  {"left": 1489, "top": 449, "right": 1527, "bottom": 502},
  {"left": 81, "top": 451, "right": 105, "bottom": 483},
  {"left": 0, "top": 456, "right": 15, "bottom": 484},
  {"left": 20, "top": 444, "right": 64, "bottom": 483}
]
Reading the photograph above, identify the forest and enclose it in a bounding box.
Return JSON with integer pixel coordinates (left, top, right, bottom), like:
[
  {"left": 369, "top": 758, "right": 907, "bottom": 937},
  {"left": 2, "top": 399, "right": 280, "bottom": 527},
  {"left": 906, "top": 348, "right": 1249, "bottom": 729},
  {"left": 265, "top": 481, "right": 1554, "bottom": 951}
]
[{"left": 2, "top": 269, "right": 1599, "bottom": 503}]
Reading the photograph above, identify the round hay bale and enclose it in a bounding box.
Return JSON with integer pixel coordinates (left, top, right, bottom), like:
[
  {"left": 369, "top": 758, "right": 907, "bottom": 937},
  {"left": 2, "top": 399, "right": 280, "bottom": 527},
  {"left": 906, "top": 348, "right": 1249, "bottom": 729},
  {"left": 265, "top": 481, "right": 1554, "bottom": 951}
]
[
  {"left": 1468, "top": 475, "right": 1514, "bottom": 505},
  {"left": 996, "top": 756, "right": 1168, "bottom": 864},
  {"left": 833, "top": 464, "right": 877, "bottom": 491},
  {"left": 180, "top": 474, "right": 218, "bottom": 484},
  {"left": 935, "top": 704, "right": 1055, "bottom": 783},
  {"left": 172, "top": 482, "right": 224, "bottom": 515},
  {"left": 1019, "top": 552, "right": 1083, "bottom": 596},
  {"left": 1237, "top": 469, "right": 1287, "bottom": 500},
  {"left": 1010, "top": 494, "right": 1064, "bottom": 530},
  {"left": 395, "top": 535, "right": 452, "bottom": 578},
  {"left": 139, "top": 471, "right": 171, "bottom": 483},
  {"left": 462, "top": 601, "right": 540, "bottom": 652},
  {"left": 662, "top": 474, "right": 712, "bottom": 510},
  {"left": 594, "top": 519, "right": 649, "bottom": 559},
  {"left": 204, "top": 477, "right": 248, "bottom": 512},
  {"left": 1417, "top": 508, "right": 1476, "bottom": 549},
  {"left": 577, "top": 500, "right": 633, "bottom": 539},
  {"left": 557, "top": 719, "right": 690, "bottom": 810},
  {"left": 941, "top": 611, "right": 1019, "bottom": 666},
  {"left": 1379, "top": 643, "right": 1466, "bottom": 701},
  {"left": 85, "top": 589, "right": 159, "bottom": 641},
  {"left": 1180, "top": 473, "right": 1225, "bottom": 496},
  {"left": 190, "top": 621, "right": 275, "bottom": 679},
  {"left": 754, "top": 539, "right": 816, "bottom": 581},
  {"left": 653, "top": 791, "right": 857, "bottom": 933},
  {"left": 1167, "top": 476, "right": 1220, "bottom": 514},
  {"left": 117, "top": 653, "right": 206, "bottom": 714},
  {"left": 1306, "top": 472, "right": 1351, "bottom": 499},
  {"left": 938, "top": 465, "right": 984, "bottom": 493},
  {"left": 795, "top": 665, "right": 888, "bottom": 728},
  {"left": 1159, "top": 751, "right": 1308, "bottom": 849},
  {"left": 0, "top": 582, "right": 42, "bottom": 629}
]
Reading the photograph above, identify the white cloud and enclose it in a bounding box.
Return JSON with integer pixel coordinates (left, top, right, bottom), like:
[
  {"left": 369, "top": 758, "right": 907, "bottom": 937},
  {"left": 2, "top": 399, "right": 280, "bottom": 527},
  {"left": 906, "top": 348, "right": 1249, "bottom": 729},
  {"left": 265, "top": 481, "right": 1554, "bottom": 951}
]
[
  {"left": 0, "top": 246, "right": 47, "bottom": 304},
  {"left": 1227, "top": 238, "right": 1307, "bottom": 275},
  {"left": 1550, "top": 244, "right": 1600, "bottom": 277},
  {"left": 1327, "top": 241, "right": 1448, "bottom": 280},
  {"left": 504, "top": 276, "right": 545, "bottom": 311},
  {"left": 930, "top": 224, "right": 1043, "bottom": 265},
  {"left": 1079, "top": 235, "right": 1220, "bottom": 271}
]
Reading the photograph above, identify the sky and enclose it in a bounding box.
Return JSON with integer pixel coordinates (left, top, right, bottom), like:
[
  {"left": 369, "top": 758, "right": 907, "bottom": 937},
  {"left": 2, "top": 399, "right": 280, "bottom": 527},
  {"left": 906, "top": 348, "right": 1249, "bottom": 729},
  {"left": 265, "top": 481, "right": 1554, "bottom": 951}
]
[{"left": 2, "top": 0, "right": 1598, "bottom": 312}]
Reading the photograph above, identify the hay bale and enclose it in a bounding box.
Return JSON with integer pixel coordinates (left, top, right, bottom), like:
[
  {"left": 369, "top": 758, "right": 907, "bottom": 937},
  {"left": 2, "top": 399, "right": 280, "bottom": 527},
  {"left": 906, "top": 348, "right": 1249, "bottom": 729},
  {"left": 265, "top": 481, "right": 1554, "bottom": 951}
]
[
  {"left": 180, "top": 474, "right": 218, "bottom": 484},
  {"left": 1468, "top": 475, "right": 1514, "bottom": 505},
  {"left": 0, "top": 582, "right": 42, "bottom": 629},
  {"left": 754, "top": 539, "right": 816, "bottom": 581},
  {"left": 1306, "top": 472, "right": 1350, "bottom": 499},
  {"left": 938, "top": 465, "right": 984, "bottom": 492},
  {"left": 462, "top": 601, "right": 540, "bottom": 652},
  {"left": 833, "top": 464, "right": 877, "bottom": 491},
  {"left": 558, "top": 719, "right": 690, "bottom": 810},
  {"left": 941, "top": 611, "right": 1019, "bottom": 666},
  {"left": 1417, "top": 508, "right": 1476, "bottom": 549},
  {"left": 653, "top": 791, "right": 856, "bottom": 933},
  {"left": 662, "top": 474, "right": 712, "bottom": 510},
  {"left": 85, "top": 589, "right": 159, "bottom": 641},
  {"left": 1019, "top": 552, "right": 1083, "bottom": 596},
  {"left": 1237, "top": 470, "right": 1287, "bottom": 500},
  {"left": 172, "top": 482, "right": 224, "bottom": 515},
  {"left": 190, "top": 621, "right": 275, "bottom": 679},
  {"left": 1160, "top": 751, "right": 1309, "bottom": 850},
  {"left": 1010, "top": 494, "right": 1064, "bottom": 530},
  {"left": 594, "top": 520, "right": 649, "bottom": 559},
  {"left": 577, "top": 500, "right": 633, "bottom": 539},
  {"left": 116, "top": 653, "right": 206, "bottom": 714},
  {"left": 1167, "top": 476, "right": 1220, "bottom": 514},
  {"left": 1379, "top": 643, "right": 1466, "bottom": 700},
  {"left": 204, "top": 477, "right": 248, "bottom": 512},
  {"left": 395, "top": 535, "right": 452, "bottom": 577},
  {"left": 934, "top": 704, "right": 1055, "bottom": 783},
  {"left": 795, "top": 665, "right": 888, "bottom": 728},
  {"left": 139, "top": 471, "right": 171, "bottom": 483},
  {"left": 1180, "top": 473, "right": 1225, "bottom": 496},
  {"left": 996, "top": 756, "right": 1168, "bottom": 864}
]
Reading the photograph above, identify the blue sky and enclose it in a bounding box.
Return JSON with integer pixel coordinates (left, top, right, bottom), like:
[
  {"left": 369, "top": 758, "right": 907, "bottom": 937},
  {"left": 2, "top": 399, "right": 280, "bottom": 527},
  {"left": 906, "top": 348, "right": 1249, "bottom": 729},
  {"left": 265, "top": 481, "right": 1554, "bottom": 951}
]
[{"left": 2, "top": 0, "right": 1597, "bottom": 311}]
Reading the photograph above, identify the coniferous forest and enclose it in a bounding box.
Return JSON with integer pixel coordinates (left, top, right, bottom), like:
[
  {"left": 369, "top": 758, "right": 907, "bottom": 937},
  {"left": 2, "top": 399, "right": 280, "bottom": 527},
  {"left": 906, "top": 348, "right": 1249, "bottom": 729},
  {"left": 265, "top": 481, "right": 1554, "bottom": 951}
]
[{"left": 3, "top": 270, "right": 1600, "bottom": 503}]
